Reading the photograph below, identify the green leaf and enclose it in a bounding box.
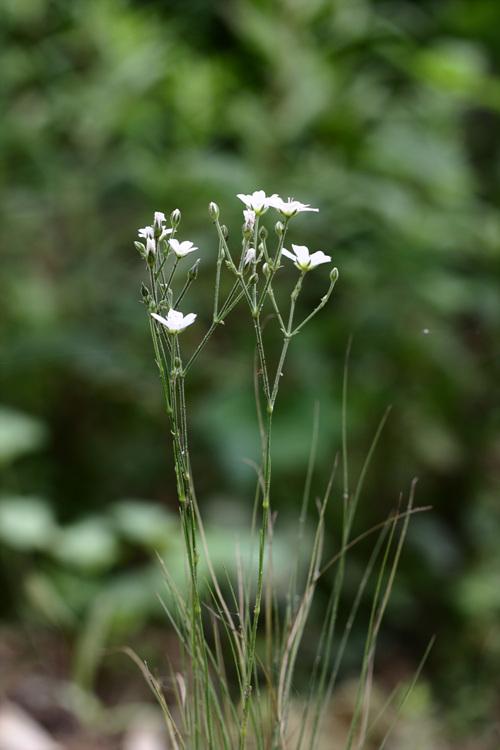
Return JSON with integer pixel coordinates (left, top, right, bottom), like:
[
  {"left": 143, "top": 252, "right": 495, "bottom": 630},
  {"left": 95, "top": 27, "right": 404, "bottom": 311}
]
[
  {"left": 0, "top": 495, "right": 55, "bottom": 550},
  {"left": 0, "top": 407, "right": 47, "bottom": 464},
  {"left": 53, "top": 517, "right": 119, "bottom": 572}
]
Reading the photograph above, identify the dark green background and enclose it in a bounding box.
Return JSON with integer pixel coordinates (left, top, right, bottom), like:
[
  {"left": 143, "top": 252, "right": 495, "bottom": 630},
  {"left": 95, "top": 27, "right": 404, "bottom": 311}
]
[{"left": 1, "top": 0, "right": 499, "bottom": 742}]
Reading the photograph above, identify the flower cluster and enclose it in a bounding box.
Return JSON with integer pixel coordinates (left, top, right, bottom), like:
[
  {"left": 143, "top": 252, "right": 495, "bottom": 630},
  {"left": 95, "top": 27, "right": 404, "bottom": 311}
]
[
  {"left": 237, "top": 190, "right": 318, "bottom": 218},
  {"left": 136, "top": 193, "right": 337, "bottom": 339},
  {"left": 236, "top": 189, "right": 330, "bottom": 273}
]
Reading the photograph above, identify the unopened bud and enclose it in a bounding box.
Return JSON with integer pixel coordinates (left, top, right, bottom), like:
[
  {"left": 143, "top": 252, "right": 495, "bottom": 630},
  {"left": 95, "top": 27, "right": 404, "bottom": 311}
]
[
  {"left": 141, "top": 283, "right": 150, "bottom": 300},
  {"left": 275, "top": 221, "right": 284, "bottom": 237},
  {"left": 221, "top": 224, "right": 229, "bottom": 239},
  {"left": 188, "top": 259, "right": 200, "bottom": 280},
  {"left": 330, "top": 267, "right": 339, "bottom": 283},
  {"left": 259, "top": 226, "right": 268, "bottom": 241},
  {"left": 134, "top": 241, "right": 146, "bottom": 259},
  {"left": 242, "top": 223, "right": 253, "bottom": 240},
  {"left": 170, "top": 208, "right": 181, "bottom": 227},
  {"left": 263, "top": 263, "right": 271, "bottom": 277},
  {"left": 208, "top": 201, "right": 219, "bottom": 221}
]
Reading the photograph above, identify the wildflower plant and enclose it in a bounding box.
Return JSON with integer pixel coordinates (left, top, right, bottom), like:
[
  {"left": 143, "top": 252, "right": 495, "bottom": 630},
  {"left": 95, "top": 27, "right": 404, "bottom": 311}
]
[{"left": 133, "top": 193, "right": 427, "bottom": 749}]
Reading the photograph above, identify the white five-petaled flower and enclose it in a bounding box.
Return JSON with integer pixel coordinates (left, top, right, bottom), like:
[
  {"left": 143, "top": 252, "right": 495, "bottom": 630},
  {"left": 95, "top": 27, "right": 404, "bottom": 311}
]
[
  {"left": 268, "top": 196, "right": 319, "bottom": 218},
  {"left": 282, "top": 244, "right": 331, "bottom": 272},
  {"left": 243, "top": 209, "right": 256, "bottom": 231},
  {"left": 138, "top": 225, "right": 154, "bottom": 239},
  {"left": 151, "top": 309, "right": 197, "bottom": 334},
  {"left": 237, "top": 190, "right": 278, "bottom": 215},
  {"left": 169, "top": 239, "right": 198, "bottom": 258}
]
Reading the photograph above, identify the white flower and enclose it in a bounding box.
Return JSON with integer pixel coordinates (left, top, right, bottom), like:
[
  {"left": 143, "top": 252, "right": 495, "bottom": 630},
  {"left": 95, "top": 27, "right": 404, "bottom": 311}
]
[
  {"left": 151, "top": 309, "right": 197, "bottom": 334},
  {"left": 154, "top": 211, "right": 166, "bottom": 228},
  {"left": 244, "top": 247, "right": 256, "bottom": 265},
  {"left": 138, "top": 223, "right": 172, "bottom": 241},
  {"left": 146, "top": 236, "right": 156, "bottom": 256},
  {"left": 236, "top": 190, "right": 278, "bottom": 215},
  {"left": 243, "top": 209, "right": 256, "bottom": 231},
  {"left": 169, "top": 239, "right": 198, "bottom": 258},
  {"left": 138, "top": 225, "right": 154, "bottom": 239},
  {"left": 268, "top": 196, "right": 319, "bottom": 217},
  {"left": 282, "top": 244, "right": 331, "bottom": 271}
]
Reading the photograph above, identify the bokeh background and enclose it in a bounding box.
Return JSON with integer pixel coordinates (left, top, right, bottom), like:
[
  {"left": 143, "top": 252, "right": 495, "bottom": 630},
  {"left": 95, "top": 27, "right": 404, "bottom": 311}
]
[{"left": 1, "top": 0, "right": 500, "bottom": 747}]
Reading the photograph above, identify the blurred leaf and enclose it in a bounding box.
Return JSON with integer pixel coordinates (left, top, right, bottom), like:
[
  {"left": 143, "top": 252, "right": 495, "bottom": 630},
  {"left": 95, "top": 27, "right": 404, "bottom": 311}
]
[
  {"left": 53, "top": 517, "right": 119, "bottom": 571},
  {"left": 111, "top": 499, "right": 177, "bottom": 549},
  {"left": 0, "top": 408, "right": 47, "bottom": 464},
  {"left": 0, "top": 496, "right": 55, "bottom": 550}
]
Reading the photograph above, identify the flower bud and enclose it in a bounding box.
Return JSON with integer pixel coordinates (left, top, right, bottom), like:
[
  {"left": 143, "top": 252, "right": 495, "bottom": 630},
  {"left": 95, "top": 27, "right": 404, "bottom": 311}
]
[
  {"left": 134, "top": 241, "right": 146, "bottom": 259},
  {"left": 221, "top": 224, "right": 229, "bottom": 239},
  {"left": 188, "top": 258, "right": 200, "bottom": 281},
  {"left": 141, "top": 283, "right": 151, "bottom": 301},
  {"left": 170, "top": 208, "right": 181, "bottom": 227},
  {"left": 146, "top": 236, "right": 156, "bottom": 267},
  {"left": 208, "top": 201, "right": 219, "bottom": 221},
  {"left": 330, "top": 267, "right": 339, "bottom": 283},
  {"left": 242, "top": 223, "right": 253, "bottom": 240},
  {"left": 259, "top": 226, "right": 268, "bottom": 241},
  {"left": 263, "top": 262, "right": 271, "bottom": 277},
  {"left": 275, "top": 221, "right": 284, "bottom": 237}
]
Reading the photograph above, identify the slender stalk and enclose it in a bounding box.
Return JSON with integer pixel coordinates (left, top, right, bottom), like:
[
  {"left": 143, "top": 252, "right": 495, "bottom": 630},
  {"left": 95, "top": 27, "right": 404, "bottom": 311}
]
[{"left": 239, "top": 406, "right": 272, "bottom": 750}]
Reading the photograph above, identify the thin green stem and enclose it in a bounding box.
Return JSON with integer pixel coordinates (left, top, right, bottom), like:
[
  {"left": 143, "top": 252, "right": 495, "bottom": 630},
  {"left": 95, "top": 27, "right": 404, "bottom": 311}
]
[
  {"left": 183, "top": 281, "right": 242, "bottom": 375},
  {"left": 239, "top": 407, "right": 273, "bottom": 750},
  {"left": 166, "top": 256, "right": 180, "bottom": 292},
  {"left": 291, "top": 270, "right": 338, "bottom": 336}
]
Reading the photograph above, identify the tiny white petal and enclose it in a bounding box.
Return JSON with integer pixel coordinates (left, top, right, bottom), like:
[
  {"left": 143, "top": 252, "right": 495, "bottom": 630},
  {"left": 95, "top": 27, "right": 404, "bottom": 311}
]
[
  {"left": 151, "top": 312, "right": 169, "bottom": 326},
  {"left": 309, "top": 251, "right": 331, "bottom": 268},
  {"left": 281, "top": 248, "right": 296, "bottom": 261},
  {"left": 244, "top": 247, "right": 256, "bottom": 265},
  {"left": 182, "top": 312, "right": 197, "bottom": 328},
  {"left": 291, "top": 244, "right": 310, "bottom": 266},
  {"left": 243, "top": 208, "right": 256, "bottom": 230},
  {"left": 138, "top": 225, "right": 154, "bottom": 238}
]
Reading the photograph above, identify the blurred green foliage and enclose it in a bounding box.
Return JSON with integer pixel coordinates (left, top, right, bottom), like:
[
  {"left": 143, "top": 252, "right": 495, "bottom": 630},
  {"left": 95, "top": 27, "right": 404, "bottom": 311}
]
[{"left": 1, "top": 0, "right": 500, "bottom": 739}]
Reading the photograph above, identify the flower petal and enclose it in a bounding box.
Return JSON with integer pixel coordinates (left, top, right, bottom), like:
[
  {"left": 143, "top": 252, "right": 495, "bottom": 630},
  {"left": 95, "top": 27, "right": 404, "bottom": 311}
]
[
  {"left": 151, "top": 312, "right": 169, "bottom": 326},
  {"left": 309, "top": 251, "right": 331, "bottom": 268},
  {"left": 181, "top": 313, "right": 197, "bottom": 329},
  {"left": 291, "top": 244, "right": 310, "bottom": 265}
]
